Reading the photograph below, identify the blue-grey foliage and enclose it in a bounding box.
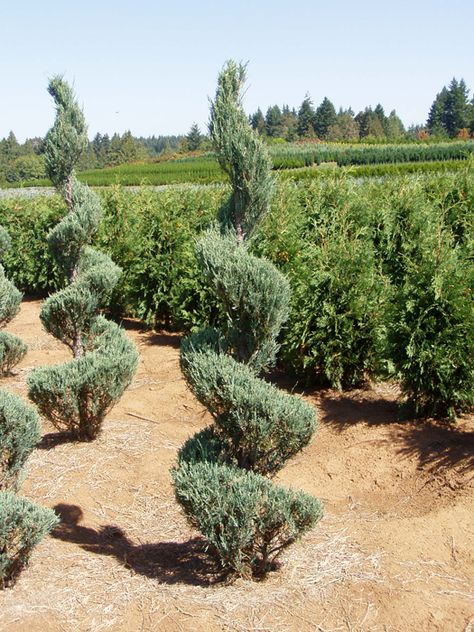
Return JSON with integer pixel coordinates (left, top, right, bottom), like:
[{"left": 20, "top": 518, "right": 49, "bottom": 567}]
[
  {"left": 173, "top": 61, "right": 321, "bottom": 578},
  {"left": 0, "top": 390, "right": 41, "bottom": 492},
  {"left": 28, "top": 77, "right": 138, "bottom": 440},
  {"left": 0, "top": 492, "right": 58, "bottom": 589},
  {"left": 0, "top": 227, "right": 26, "bottom": 375}
]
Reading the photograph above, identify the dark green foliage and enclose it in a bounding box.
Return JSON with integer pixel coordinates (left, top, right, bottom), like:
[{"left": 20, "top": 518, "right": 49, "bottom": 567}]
[
  {"left": 28, "top": 317, "right": 138, "bottom": 441},
  {"left": 283, "top": 234, "right": 389, "bottom": 388},
  {"left": 196, "top": 227, "right": 290, "bottom": 370},
  {"left": 389, "top": 233, "right": 474, "bottom": 419},
  {"left": 0, "top": 390, "right": 41, "bottom": 492},
  {"left": 172, "top": 461, "right": 323, "bottom": 577},
  {"left": 180, "top": 346, "right": 316, "bottom": 475},
  {"left": 0, "top": 492, "right": 58, "bottom": 589}
]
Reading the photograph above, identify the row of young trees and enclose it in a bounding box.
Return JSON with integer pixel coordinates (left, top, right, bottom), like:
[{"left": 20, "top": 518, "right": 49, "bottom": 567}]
[
  {"left": 1, "top": 65, "right": 323, "bottom": 588},
  {"left": 0, "top": 78, "right": 138, "bottom": 587}
]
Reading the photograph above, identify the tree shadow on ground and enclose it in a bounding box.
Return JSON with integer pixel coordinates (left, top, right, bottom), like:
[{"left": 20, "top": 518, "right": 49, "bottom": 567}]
[
  {"left": 37, "top": 431, "right": 78, "bottom": 450},
  {"left": 317, "top": 393, "right": 400, "bottom": 431},
  {"left": 51, "top": 504, "right": 229, "bottom": 586},
  {"left": 117, "top": 317, "right": 182, "bottom": 349},
  {"left": 393, "top": 421, "right": 474, "bottom": 473}
]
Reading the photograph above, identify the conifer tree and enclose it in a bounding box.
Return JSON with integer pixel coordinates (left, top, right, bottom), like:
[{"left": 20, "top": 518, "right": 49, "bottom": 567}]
[
  {"left": 0, "top": 390, "right": 58, "bottom": 588},
  {"left": 172, "top": 61, "right": 322, "bottom": 578},
  {"left": 0, "top": 227, "right": 27, "bottom": 374},
  {"left": 27, "top": 77, "right": 138, "bottom": 441},
  {"left": 314, "top": 97, "right": 337, "bottom": 140},
  {"left": 186, "top": 122, "right": 203, "bottom": 151}
]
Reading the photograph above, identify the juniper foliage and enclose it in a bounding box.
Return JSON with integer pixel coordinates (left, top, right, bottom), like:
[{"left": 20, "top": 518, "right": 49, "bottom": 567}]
[
  {"left": 0, "top": 227, "right": 27, "bottom": 375},
  {"left": 0, "top": 392, "right": 57, "bottom": 589},
  {"left": 173, "top": 61, "right": 322, "bottom": 578},
  {"left": 27, "top": 77, "right": 138, "bottom": 440},
  {"left": 0, "top": 390, "right": 41, "bottom": 492},
  {"left": 0, "top": 492, "right": 58, "bottom": 589}
]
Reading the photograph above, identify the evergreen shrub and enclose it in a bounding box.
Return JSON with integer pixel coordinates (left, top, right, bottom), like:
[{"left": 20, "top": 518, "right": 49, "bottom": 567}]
[
  {"left": 0, "top": 491, "right": 58, "bottom": 589},
  {"left": 0, "top": 227, "right": 27, "bottom": 374},
  {"left": 173, "top": 61, "right": 322, "bottom": 578},
  {"left": 27, "top": 77, "right": 138, "bottom": 440},
  {"left": 172, "top": 461, "right": 322, "bottom": 578},
  {"left": 0, "top": 390, "right": 41, "bottom": 491}
]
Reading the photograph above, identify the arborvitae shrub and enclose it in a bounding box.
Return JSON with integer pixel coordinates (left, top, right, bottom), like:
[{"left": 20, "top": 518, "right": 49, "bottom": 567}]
[
  {"left": 0, "top": 227, "right": 27, "bottom": 375},
  {"left": 173, "top": 61, "right": 322, "bottom": 578},
  {"left": 27, "top": 77, "right": 138, "bottom": 440},
  {"left": 283, "top": 212, "right": 389, "bottom": 388},
  {"left": 172, "top": 461, "right": 322, "bottom": 578},
  {"left": 0, "top": 491, "right": 58, "bottom": 589},
  {"left": 390, "top": 231, "right": 474, "bottom": 419},
  {"left": 0, "top": 390, "right": 41, "bottom": 492}
]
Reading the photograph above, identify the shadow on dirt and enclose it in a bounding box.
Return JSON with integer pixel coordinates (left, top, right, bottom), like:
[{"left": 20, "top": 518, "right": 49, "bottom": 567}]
[
  {"left": 51, "top": 503, "right": 229, "bottom": 586},
  {"left": 37, "top": 431, "right": 78, "bottom": 450},
  {"left": 318, "top": 393, "right": 399, "bottom": 431},
  {"left": 394, "top": 422, "right": 474, "bottom": 473}
]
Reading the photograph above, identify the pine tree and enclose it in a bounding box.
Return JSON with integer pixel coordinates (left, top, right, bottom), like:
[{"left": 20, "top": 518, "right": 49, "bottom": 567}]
[
  {"left": 0, "top": 228, "right": 27, "bottom": 374},
  {"left": 265, "top": 105, "right": 284, "bottom": 138},
  {"left": 314, "top": 97, "right": 337, "bottom": 140},
  {"left": 427, "top": 79, "right": 472, "bottom": 137},
  {"left": 27, "top": 77, "right": 138, "bottom": 441},
  {"left": 172, "top": 61, "right": 322, "bottom": 578},
  {"left": 297, "top": 94, "right": 315, "bottom": 138},
  {"left": 186, "top": 122, "right": 203, "bottom": 151},
  {"left": 250, "top": 108, "right": 265, "bottom": 135}
]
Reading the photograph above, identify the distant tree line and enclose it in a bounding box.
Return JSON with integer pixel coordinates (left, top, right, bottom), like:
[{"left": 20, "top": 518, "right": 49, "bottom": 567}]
[
  {"left": 249, "top": 98, "right": 406, "bottom": 142},
  {"left": 1, "top": 77, "right": 473, "bottom": 185}
]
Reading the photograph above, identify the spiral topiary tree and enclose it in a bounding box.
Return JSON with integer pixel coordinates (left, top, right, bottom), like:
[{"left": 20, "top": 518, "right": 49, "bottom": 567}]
[
  {"left": 27, "top": 77, "right": 138, "bottom": 441},
  {"left": 172, "top": 61, "right": 323, "bottom": 578},
  {"left": 0, "top": 227, "right": 27, "bottom": 375},
  {"left": 0, "top": 389, "right": 58, "bottom": 588}
]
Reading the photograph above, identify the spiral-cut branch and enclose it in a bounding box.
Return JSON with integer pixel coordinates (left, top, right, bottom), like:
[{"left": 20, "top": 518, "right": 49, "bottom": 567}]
[
  {"left": 173, "top": 61, "right": 322, "bottom": 578},
  {"left": 27, "top": 77, "right": 138, "bottom": 441}
]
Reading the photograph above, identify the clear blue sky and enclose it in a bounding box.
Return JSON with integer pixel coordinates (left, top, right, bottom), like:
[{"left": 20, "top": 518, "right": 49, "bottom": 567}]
[{"left": 1, "top": 0, "right": 473, "bottom": 141}]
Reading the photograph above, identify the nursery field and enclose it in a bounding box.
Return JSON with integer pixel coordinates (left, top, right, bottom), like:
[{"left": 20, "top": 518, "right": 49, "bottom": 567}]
[
  {"left": 0, "top": 299, "right": 473, "bottom": 631},
  {"left": 8, "top": 140, "right": 473, "bottom": 188}
]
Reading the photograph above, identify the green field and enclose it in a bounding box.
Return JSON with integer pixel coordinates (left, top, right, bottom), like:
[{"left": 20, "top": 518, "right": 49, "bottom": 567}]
[{"left": 6, "top": 140, "right": 473, "bottom": 188}]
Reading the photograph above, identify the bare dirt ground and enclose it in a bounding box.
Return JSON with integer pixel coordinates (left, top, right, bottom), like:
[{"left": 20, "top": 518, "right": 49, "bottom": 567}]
[{"left": 1, "top": 300, "right": 473, "bottom": 632}]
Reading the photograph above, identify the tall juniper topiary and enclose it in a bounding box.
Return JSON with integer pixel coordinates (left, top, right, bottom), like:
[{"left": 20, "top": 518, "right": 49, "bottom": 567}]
[
  {"left": 172, "top": 61, "right": 322, "bottom": 578},
  {"left": 27, "top": 77, "right": 138, "bottom": 441},
  {"left": 0, "top": 390, "right": 58, "bottom": 588},
  {"left": 0, "top": 227, "right": 27, "bottom": 375}
]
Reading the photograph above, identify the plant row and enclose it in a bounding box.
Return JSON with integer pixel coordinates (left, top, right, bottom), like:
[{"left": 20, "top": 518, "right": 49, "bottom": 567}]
[
  {"left": 7, "top": 141, "right": 472, "bottom": 188},
  {"left": 270, "top": 140, "right": 474, "bottom": 169},
  {"left": 1, "top": 168, "right": 472, "bottom": 419}
]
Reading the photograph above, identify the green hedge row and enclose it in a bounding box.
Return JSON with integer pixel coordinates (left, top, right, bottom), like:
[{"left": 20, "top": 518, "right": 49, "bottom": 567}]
[
  {"left": 270, "top": 141, "right": 474, "bottom": 169},
  {"left": 0, "top": 170, "right": 472, "bottom": 416}
]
